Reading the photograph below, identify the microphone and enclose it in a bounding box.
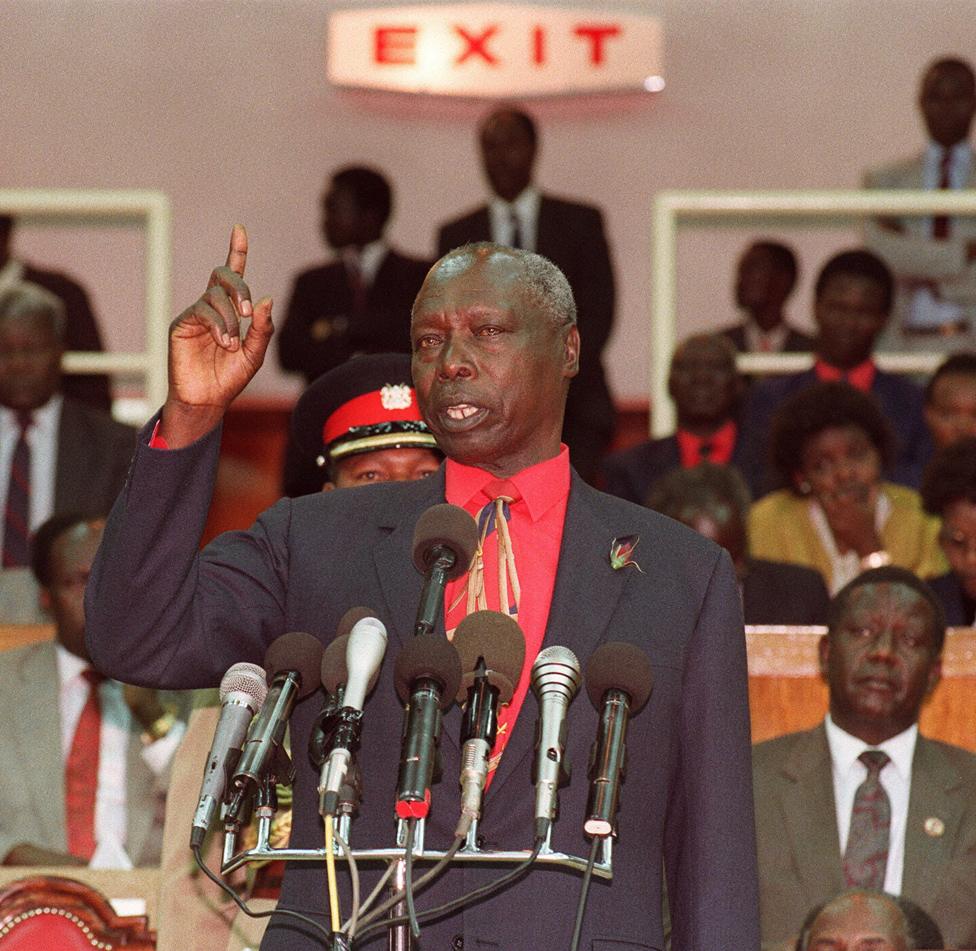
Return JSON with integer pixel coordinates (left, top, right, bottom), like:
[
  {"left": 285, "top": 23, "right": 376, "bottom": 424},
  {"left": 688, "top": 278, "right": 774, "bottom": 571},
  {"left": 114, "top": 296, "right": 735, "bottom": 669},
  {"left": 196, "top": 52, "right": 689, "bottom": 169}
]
[
  {"left": 226, "top": 631, "right": 324, "bottom": 825},
  {"left": 190, "top": 662, "right": 269, "bottom": 848},
  {"left": 530, "top": 645, "right": 581, "bottom": 841},
  {"left": 452, "top": 611, "right": 525, "bottom": 824},
  {"left": 318, "top": 615, "right": 388, "bottom": 815},
  {"left": 583, "top": 642, "right": 653, "bottom": 838},
  {"left": 412, "top": 504, "right": 479, "bottom": 637},
  {"left": 394, "top": 635, "right": 462, "bottom": 820}
]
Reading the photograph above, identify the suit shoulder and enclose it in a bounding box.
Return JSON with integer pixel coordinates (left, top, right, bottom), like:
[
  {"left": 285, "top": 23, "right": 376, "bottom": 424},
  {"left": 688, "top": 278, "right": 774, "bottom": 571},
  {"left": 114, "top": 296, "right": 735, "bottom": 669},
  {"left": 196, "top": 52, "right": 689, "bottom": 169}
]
[
  {"left": 603, "top": 436, "right": 674, "bottom": 471},
  {"left": 541, "top": 193, "right": 604, "bottom": 218},
  {"left": 62, "top": 399, "right": 136, "bottom": 439},
  {"left": 752, "top": 727, "right": 810, "bottom": 767},
  {"left": 864, "top": 154, "right": 924, "bottom": 187},
  {"left": 438, "top": 206, "right": 488, "bottom": 236},
  {"left": 920, "top": 736, "right": 976, "bottom": 775}
]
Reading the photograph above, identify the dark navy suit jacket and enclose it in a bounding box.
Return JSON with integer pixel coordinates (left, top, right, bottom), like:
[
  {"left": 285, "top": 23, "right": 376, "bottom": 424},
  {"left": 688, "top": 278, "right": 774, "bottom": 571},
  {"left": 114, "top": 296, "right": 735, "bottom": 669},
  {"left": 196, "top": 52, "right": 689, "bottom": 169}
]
[
  {"left": 86, "top": 419, "right": 760, "bottom": 951},
  {"left": 601, "top": 434, "right": 752, "bottom": 507},
  {"left": 927, "top": 572, "right": 975, "bottom": 627}
]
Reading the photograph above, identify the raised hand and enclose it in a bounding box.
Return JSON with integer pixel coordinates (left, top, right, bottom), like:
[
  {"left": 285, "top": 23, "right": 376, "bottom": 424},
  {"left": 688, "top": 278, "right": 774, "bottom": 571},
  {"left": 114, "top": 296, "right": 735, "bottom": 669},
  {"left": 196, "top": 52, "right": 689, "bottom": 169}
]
[{"left": 160, "top": 225, "right": 274, "bottom": 447}]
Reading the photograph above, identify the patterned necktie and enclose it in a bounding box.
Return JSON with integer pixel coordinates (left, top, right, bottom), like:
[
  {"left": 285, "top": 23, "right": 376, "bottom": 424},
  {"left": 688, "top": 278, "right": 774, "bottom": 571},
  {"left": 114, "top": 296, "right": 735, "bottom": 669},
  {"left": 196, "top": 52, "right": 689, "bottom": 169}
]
[
  {"left": 346, "top": 257, "right": 367, "bottom": 316},
  {"left": 455, "top": 480, "right": 522, "bottom": 625},
  {"left": 509, "top": 210, "right": 523, "bottom": 250},
  {"left": 2, "top": 410, "right": 33, "bottom": 568},
  {"left": 843, "top": 749, "right": 891, "bottom": 889},
  {"left": 65, "top": 669, "right": 105, "bottom": 861},
  {"left": 932, "top": 148, "right": 952, "bottom": 239}
]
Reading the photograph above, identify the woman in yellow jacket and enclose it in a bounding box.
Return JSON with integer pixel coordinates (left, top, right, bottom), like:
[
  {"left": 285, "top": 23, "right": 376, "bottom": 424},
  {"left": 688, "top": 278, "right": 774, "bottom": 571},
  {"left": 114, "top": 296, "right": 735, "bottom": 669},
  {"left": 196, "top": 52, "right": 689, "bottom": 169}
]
[{"left": 749, "top": 382, "right": 946, "bottom": 594}]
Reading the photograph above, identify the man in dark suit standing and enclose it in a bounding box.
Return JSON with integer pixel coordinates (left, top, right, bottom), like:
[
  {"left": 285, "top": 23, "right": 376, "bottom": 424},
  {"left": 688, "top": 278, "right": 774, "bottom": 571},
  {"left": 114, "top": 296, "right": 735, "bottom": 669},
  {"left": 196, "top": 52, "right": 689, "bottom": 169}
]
[
  {"left": 753, "top": 567, "right": 976, "bottom": 950},
  {"left": 277, "top": 166, "right": 431, "bottom": 382},
  {"left": 602, "top": 333, "right": 748, "bottom": 506},
  {"left": 0, "top": 282, "right": 134, "bottom": 622},
  {"left": 737, "top": 250, "right": 931, "bottom": 496},
  {"left": 718, "top": 240, "right": 814, "bottom": 354},
  {"left": 86, "top": 228, "right": 759, "bottom": 950},
  {"left": 437, "top": 106, "right": 616, "bottom": 483}
]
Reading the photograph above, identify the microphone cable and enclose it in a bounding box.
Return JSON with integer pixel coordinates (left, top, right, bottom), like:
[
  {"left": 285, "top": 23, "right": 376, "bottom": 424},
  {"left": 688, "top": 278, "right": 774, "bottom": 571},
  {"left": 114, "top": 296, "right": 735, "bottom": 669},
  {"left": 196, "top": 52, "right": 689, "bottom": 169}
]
[
  {"left": 568, "top": 837, "right": 600, "bottom": 951},
  {"left": 191, "top": 843, "right": 335, "bottom": 946},
  {"left": 353, "top": 832, "right": 467, "bottom": 932},
  {"left": 325, "top": 814, "right": 341, "bottom": 933},
  {"left": 345, "top": 859, "right": 396, "bottom": 937},
  {"left": 404, "top": 818, "right": 421, "bottom": 939},
  {"left": 353, "top": 835, "right": 544, "bottom": 947}
]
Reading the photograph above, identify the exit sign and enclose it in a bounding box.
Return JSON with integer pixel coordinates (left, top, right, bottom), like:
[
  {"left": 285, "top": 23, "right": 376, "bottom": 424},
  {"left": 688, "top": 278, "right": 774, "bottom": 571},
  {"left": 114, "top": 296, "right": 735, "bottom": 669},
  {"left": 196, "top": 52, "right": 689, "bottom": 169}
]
[{"left": 327, "top": 4, "right": 664, "bottom": 97}]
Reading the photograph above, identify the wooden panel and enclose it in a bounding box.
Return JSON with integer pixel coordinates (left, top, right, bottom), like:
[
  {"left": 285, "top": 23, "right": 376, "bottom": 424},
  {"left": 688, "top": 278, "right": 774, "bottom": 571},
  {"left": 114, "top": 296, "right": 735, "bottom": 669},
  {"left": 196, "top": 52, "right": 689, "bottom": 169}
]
[
  {"left": 0, "top": 624, "right": 54, "bottom": 653},
  {"left": 746, "top": 627, "right": 976, "bottom": 752}
]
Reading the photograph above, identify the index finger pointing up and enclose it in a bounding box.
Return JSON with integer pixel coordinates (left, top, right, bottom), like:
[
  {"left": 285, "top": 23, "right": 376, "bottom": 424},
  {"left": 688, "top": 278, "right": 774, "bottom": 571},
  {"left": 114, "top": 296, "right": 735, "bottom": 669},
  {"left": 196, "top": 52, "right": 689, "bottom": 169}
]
[{"left": 225, "top": 224, "right": 249, "bottom": 276}]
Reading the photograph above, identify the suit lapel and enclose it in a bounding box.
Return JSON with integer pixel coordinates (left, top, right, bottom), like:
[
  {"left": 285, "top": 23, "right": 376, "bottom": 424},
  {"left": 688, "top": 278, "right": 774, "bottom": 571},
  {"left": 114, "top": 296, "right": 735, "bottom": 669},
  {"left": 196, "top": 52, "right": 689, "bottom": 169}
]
[
  {"left": 370, "top": 473, "right": 462, "bottom": 757},
  {"left": 487, "top": 474, "right": 630, "bottom": 798},
  {"left": 902, "top": 736, "right": 963, "bottom": 907},
  {"left": 15, "top": 644, "right": 69, "bottom": 849},
  {"left": 53, "top": 401, "right": 76, "bottom": 512},
  {"left": 780, "top": 725, "right": 845, "bottom": 902}
]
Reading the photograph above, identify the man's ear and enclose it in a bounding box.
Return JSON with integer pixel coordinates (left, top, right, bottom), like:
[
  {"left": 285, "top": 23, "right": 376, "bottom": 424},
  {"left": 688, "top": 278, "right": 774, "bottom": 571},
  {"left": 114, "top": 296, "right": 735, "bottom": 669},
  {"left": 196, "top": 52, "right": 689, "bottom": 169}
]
[
  {"left": 562, "top": 325, "right": 580, "bottom": 379},
  {"left": 925, "top": 656, "right": 943, "bottom": 697},
  {"left": 38, "top": 587, "right": 53, "bottom": 617}
]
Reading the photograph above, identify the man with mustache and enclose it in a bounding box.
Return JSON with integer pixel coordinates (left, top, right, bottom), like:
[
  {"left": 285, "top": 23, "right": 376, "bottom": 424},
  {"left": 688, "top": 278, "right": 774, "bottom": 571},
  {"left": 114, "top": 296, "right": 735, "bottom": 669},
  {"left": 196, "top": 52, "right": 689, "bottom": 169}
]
[
  {"left": 86, "top": 227, "right": 758, "bottom": 950},
  {"left": 752, "top": 567, "right": 976, "bottom": 950}
]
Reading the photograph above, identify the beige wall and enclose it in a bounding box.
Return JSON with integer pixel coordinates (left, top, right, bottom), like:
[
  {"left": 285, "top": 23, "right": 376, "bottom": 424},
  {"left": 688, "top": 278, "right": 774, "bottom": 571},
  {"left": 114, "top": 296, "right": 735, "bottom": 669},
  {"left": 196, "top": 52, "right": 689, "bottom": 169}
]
[{"left": 4, "top": 0, "right": 975, "bottom": 408}]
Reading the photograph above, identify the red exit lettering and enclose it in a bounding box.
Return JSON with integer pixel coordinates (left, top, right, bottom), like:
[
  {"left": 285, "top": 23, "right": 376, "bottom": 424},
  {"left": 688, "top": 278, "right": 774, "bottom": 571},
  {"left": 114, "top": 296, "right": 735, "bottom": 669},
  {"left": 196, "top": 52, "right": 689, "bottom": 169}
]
[
  {"left": 371, "top": 21, "right": 623, "bottom": 68},
  {"left": 373, "top": 26, "right": 417, "bottom": 65}
]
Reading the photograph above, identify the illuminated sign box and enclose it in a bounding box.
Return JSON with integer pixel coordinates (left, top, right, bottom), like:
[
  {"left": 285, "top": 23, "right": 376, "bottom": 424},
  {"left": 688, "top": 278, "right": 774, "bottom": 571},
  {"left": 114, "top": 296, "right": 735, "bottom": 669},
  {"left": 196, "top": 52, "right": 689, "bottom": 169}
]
[{"left": 327, "top": 4, "right": 663, "bottom": 97}]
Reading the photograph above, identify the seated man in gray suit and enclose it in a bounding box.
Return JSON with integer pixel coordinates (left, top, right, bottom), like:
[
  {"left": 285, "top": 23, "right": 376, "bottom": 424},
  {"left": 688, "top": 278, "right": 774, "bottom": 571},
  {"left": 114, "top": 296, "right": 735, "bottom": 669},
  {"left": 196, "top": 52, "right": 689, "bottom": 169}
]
[
  {"left": 0, "top": 514, "right": 185, "bottom": 868},
  {"left": 0, "top": 282, "right": 134, "bottom": 622},
  {"left": 865, "top": 57, "right": 976, "bottom": 350},
  {"left": 753, "top": 566, "right": 976, "bottom": 950}
]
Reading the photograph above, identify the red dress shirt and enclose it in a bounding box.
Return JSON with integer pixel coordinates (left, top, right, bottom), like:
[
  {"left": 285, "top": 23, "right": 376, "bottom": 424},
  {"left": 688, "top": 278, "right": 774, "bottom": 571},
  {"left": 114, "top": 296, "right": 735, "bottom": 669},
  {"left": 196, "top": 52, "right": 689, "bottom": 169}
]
[
  {"left": 444, "top": 447, "right": 571, "bottom": 776},
  {"left": 676, "top": 420, "right": 738, "bottom": 468}
]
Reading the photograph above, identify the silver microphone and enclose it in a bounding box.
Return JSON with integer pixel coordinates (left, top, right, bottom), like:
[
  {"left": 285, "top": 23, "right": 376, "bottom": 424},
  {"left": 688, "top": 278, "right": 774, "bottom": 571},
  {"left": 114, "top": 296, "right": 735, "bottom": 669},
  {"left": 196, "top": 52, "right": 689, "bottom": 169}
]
[
  {"left": 531, "top": 645, "right": 581, "bottom": 840},
  {"left": 190, "top": 662, "right": 268, "bottom": 848}
]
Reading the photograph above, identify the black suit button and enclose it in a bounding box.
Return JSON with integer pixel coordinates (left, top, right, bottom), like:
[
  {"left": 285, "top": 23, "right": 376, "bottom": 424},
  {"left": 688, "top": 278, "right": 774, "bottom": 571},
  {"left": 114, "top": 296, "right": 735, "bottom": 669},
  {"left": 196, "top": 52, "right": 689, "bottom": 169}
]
[{"left": 452, "top": 935, "right": 464, "bottom": 950}]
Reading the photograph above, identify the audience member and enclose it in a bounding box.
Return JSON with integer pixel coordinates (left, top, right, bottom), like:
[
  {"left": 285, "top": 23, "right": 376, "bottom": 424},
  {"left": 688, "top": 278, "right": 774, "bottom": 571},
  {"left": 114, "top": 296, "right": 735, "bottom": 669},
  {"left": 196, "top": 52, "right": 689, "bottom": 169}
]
[
  {"left": 865, "top": 57, "right": 976, "bottom": 350},
  {"left": 753, "top": 567, "right": 976, "bottom": 949},
  {"left": 283, "top": 352, "right": 442, "bottom": 496},
  {"left": 923, "top": 352, "right": 976, "bottom": 449},
  {"left": 0, "top": 283, "right": 134, "bottom": 622},
  {"left": 719, "top": 240, "right": 814, "bottom": 353},
  {"left": 645, "top": 463, "right": 829, "bottom": 625},
  {"left": 0, "top": 514, "right": 185, "bottom": 868},
  {"left": 748, "top": 383, "right": 945, "bottom": 595},
  {"left": 277, "top": 165, "right": 430, "bottom": 383},
  {"left": 602, "top": 333, "right": 747, "bottom": 504},
  {"left": 920, "top": 437, "right": 976, "bottom": 625},
  {"left": 795, "top": 889, "right": 944, "bottom": 951},
  {"left": 738, "top": 250, "right": 930, "bottom": 494},
  {"left": 436, "top": 105, "right": 616, "bottom": 483},
  {"left": 0, "top": 214, "right": 111, "bottom": 411}
]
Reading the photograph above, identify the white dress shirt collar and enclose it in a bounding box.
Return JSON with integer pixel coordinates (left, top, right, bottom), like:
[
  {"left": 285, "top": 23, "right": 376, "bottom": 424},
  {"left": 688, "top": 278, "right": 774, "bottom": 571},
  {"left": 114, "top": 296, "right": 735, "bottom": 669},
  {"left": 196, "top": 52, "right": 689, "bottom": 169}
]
[
  {"left": 488, "top": 185, "right": 541, "bottom": 252},
  {"left": 341, "top": 239, "right": 388, "bottom": 287}
]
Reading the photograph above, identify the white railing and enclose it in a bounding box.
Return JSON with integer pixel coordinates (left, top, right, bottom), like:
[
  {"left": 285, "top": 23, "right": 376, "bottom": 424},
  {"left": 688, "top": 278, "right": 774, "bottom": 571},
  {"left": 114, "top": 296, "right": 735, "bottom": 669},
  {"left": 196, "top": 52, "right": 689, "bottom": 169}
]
[
  {"left": 651, "top": 189, "right": 976, "bottom": 436},
  {"left": 0, "top": 188, "right": 171, "bottom": 424}
]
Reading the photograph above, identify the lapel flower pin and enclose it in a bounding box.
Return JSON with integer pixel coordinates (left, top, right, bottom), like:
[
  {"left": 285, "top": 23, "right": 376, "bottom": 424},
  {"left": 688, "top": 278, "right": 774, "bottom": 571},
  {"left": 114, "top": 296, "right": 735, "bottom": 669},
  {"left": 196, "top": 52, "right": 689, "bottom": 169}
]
[{"left": 610, "top": 534, "right": 643, "bottom": 572}]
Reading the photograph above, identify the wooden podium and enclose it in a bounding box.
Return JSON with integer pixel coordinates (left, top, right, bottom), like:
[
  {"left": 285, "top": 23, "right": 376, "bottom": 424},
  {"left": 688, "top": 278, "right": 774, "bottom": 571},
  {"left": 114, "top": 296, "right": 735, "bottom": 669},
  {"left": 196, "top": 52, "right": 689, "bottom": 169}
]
[{"left": 746, "top": 626, "right": 976, "bottom": 752}]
